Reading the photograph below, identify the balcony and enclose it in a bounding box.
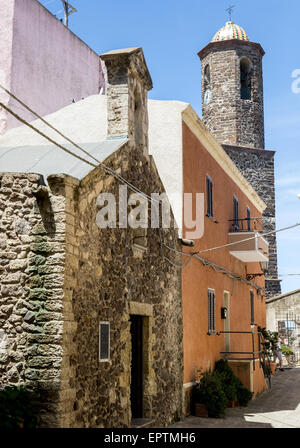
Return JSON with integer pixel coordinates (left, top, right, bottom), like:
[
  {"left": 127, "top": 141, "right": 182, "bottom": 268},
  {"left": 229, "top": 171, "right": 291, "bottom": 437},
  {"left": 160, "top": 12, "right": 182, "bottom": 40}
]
[{"left": 228, "top": 231, "right": 269, "bottom": 262}]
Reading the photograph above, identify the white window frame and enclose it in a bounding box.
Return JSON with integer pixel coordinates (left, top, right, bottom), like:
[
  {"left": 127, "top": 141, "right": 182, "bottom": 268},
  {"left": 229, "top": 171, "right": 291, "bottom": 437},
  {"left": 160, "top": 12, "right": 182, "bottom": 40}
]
[
  {"left": 208, "top": 289, "right": 216, "bottom": 335},
  {"left": 99, "top": 321, "right": 110, "bottom": 362}
]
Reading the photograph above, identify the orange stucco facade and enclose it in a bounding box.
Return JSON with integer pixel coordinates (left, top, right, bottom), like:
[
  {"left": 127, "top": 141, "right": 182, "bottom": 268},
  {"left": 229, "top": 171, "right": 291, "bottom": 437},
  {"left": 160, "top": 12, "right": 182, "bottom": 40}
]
[{"left": 181, "top": 120, "right": 267, "bottom": 399}]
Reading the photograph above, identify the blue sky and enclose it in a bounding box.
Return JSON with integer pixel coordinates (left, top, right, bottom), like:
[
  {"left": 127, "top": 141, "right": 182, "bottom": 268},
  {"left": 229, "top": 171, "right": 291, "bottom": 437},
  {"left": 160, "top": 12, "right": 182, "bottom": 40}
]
[{"left": 40, "top": 0, "right": 300, "bottom": 293}]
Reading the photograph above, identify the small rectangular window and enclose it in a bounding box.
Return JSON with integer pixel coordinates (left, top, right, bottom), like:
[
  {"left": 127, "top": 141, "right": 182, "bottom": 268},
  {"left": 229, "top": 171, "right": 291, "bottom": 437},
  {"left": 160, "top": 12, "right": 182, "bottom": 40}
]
[
  {"left": 233, "top": 196, "right": 239, "bottom": 231},
  {"left": 250, "top": 291, "right": 255, "bottom": 326},
  {"left": 206, "top": 176, "right": 213, "bottom": 218},
  {"left": 99, "top": 322, "right": 110, "bottom": 362},
  {"left": 247, "top": 207, "right": 251, "bottom": 231},
  {"left": 208, "top": 289, "right": 215, "bottom": 334}
]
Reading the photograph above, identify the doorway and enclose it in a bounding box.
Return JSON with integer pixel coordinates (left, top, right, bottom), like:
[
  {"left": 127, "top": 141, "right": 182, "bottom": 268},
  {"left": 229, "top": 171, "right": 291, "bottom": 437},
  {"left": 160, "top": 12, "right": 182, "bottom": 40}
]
[
  {"left": 130, "top": 315, "right": 143, "bottom": 418},
  {"left": 224, "top": 292, "right": 230, "bottom": 353}
]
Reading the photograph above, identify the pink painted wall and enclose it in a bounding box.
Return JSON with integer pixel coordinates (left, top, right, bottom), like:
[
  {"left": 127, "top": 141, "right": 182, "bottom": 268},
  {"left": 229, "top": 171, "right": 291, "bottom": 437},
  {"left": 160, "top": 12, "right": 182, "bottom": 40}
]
[
  {"left": 0, "top": 0, "right": 105, "bottom": 133},
  {"left": 0, "top": 1, "right": 15, "bottom": 133}
]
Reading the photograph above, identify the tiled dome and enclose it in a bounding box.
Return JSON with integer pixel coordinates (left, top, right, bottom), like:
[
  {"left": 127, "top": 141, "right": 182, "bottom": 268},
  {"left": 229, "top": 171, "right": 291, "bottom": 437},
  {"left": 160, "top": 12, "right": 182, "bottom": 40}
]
[{"left": 212, "top": 21, "right": 249, "bottom": 42}]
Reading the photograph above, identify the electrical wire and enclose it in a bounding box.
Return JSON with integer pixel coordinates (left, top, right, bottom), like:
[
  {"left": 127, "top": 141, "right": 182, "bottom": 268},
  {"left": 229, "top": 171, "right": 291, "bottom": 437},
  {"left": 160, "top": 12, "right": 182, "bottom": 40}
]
[
  {"left": 2, "top": 84, "right": 298, "bottom": 260},
  {"left": 0, "top": 91, "right": 161, "bottom": 206},
  {"left": 0, "top": 88, "right": 172, "bottom": 267},
  {"left": 277, "top": 274, "right": 300, "bottom": 277},
  {"left": 0, "top": 86, "right": 297, "bottom": 288},
  {"left": 163, "top": 222, "right": 300, "bottom": 258}
]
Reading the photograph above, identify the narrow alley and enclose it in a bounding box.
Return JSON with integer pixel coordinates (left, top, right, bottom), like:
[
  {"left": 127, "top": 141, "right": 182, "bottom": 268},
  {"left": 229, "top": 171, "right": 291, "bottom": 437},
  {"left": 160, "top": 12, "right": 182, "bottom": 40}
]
[{"left": 171, "top": 367, "right": 300, "bottom": 428}]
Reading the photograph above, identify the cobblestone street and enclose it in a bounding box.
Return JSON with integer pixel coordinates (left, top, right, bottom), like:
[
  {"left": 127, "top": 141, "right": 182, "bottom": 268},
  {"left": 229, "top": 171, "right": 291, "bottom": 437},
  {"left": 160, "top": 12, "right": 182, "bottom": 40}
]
[{"left": 171, "top": 367, "right": 300, "bottom": 428}]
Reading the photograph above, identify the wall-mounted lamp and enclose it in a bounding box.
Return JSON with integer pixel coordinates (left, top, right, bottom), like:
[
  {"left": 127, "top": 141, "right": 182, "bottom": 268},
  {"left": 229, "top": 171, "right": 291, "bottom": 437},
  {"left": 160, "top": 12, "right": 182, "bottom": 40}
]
[
  {"left": 180, "top": 238, "right": 195, "bottom": 247},
  {"left": 221, "top": 307, "right": 228, "bottom": 319}
]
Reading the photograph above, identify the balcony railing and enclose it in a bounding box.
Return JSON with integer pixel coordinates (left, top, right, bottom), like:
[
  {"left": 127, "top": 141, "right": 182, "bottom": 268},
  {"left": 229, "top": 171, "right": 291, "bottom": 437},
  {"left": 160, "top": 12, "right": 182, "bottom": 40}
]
[
  {"left": 228, "top": 230, "right": 269, "bottom": 263},
  {"left": 216, "top": 330, "right": 272, "bottom": 388},
  {"left": 229, "top": 217, "right": 263, "bottom": 233}
]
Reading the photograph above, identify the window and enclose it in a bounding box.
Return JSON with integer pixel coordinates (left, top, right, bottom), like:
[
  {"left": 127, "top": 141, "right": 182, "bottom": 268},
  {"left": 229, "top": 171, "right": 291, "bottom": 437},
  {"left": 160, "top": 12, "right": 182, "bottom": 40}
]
[
  {"left": 247, "top": 207, "right": 251, "bottom": 231},
  {"left": 204, "top": 65, "right": 210, "bottom": 90},
  {"left": 134, "top": 86, "right": 143, "bottom": 146},
  {"left": 203, "top": 65, "right": 211, "bottom": 105},
  {"left": 208, "top": 290, "right": 215, "bottom": 334},
  {"left": 233, "top": 196, "right": 239, "bottom": 231},
  {"left": 240, "top": 58, "right": 252, "bottom": 100},
  {"left": 99, "top": 322, "right": 110, "bottom": 361},
  {"left": 206, "top": 175, "right": 213, "bottom": 218},
  {"left": 250, "top": 291, "right": 255, "bottom": 326}
]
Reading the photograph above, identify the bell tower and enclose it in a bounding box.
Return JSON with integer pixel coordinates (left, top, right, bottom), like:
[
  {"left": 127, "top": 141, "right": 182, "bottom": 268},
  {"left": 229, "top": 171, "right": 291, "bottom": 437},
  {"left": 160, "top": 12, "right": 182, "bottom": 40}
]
[
  {"left": 198, "top": 21, "right": 265, "bottom": 149},
  {"left": 198, "top": 20, "right": 281, "bottom": 298}
]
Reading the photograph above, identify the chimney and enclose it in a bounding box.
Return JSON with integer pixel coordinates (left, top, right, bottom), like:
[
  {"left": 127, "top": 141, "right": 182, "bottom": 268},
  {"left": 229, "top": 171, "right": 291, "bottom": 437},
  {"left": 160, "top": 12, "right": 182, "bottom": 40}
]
[{"left": 100, "top": 48, "right": 153, "bottom": 155}]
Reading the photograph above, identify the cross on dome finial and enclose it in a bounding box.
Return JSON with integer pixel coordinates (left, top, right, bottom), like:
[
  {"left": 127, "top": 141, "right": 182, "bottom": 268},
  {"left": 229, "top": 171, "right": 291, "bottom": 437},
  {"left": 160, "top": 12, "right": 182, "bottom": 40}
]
[{"left": 226, "top": 5, "right": 236, "bottom": 21}]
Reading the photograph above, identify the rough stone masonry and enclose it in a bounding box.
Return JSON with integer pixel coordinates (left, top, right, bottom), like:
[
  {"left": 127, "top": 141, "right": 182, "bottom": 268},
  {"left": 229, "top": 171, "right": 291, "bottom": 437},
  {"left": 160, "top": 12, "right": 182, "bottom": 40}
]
[
  {"left": 199, "top": 38, "right": 281, "bottom": 298},
  {"left": 0, "top": 48, "right": 184, "bottom": 428}
]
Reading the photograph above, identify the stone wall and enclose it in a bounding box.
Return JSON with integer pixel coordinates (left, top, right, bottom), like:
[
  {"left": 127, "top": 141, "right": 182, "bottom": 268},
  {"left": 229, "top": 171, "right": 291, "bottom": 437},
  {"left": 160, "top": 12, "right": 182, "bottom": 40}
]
[
  {"left": 0, "top": 155, "right": 183, "bottom": 428},
  {"left": 101, "top": 47, "right": 152, "bottom": 156},
  {"left": 223, "top": 145, "right": 281, "bottom": 298},
  {"left": 0, "top": 45, "right": 183, "bottom": 427},
  {"left": 199, "top": 40, "right": 265, "bottom": 149},
  {"left": 0, "top": 172, "right": 68, "bottom": 427},
  {"left": 58, "top": 142, "right": 183, "bottom": 427}
]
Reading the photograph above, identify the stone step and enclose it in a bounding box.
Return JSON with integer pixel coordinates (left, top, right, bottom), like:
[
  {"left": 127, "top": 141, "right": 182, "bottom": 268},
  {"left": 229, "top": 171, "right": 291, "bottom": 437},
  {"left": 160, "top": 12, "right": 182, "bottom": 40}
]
[{"left": 131, "top": 418, "right": 155, "bottom": 428}]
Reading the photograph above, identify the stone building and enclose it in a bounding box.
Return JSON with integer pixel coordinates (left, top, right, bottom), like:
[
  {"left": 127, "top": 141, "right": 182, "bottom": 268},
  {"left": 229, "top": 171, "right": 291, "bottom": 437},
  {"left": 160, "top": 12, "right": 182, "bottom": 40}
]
[
  {"left": 0, "top": 4, "right": 280, "bottom": 426},
  {"left": 198, "top": 20, "right": 281, "bottom": 298},
  {"left": 266, "top": 289, "right": 300, "bottom": 364},
  {"left": 0, "top": 48, "right": 183, "bottom": 427}
]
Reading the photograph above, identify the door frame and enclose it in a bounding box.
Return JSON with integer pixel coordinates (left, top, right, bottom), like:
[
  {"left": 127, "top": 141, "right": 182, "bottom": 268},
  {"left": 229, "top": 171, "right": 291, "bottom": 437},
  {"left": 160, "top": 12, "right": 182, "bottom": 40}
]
[{"left": 224, "top": 291, "right": 230, "bottom": 353}]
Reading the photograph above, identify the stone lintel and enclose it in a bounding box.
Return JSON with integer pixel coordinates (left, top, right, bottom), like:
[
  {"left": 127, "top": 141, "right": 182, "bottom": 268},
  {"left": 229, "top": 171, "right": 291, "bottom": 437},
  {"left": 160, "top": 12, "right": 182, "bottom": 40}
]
[{"left": 129, "top": 301, "right": 153, "bottom": 317}]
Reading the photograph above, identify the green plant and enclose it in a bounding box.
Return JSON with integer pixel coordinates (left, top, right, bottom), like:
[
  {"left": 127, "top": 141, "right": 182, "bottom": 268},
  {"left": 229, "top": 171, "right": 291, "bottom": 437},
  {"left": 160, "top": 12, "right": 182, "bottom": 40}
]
[
  {"left": 281, "top": 345, "right": 294, "bottom": 357},
  {"left": 193, "top": 360, "right": 254, "bottom": 417},
  {"left": 236, "top": 383, "right": 253, "bottom": 406},
  {"left": 281, "top": 344, "right": 294, "bottom": 364},
  {"left": 193, "top": 370, "right": 228, "bottom": 418},
  {"left": 0, "top": 385, "right": 39, "bottom": 429},
  {"left": 258, "top": 326, "right": 278, "bottom": 360},
  {"left": 231, "top": 376, "right": 253, "bottom": 406},
  {"left": 214, "top": 359, "right": 253, "bottom": 406},
  {"left": 214, "top": 359, "right": 237, "bottom": 402}
]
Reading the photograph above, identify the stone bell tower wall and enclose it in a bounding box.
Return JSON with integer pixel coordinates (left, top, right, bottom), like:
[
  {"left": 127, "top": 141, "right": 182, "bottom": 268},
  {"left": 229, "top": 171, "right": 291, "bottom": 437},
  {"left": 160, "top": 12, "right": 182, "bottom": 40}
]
[
  {"left": 199, "top": 40, "right": 265, "bottom": 149},
  {"left": 223, "top": 144, "right": 281, "bottom": 298}
]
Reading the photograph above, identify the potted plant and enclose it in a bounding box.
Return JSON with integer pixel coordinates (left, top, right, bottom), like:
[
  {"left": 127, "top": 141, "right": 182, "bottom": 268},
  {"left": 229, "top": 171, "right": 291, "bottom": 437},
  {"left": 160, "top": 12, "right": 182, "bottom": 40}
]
[
  {"left": 214, "top": 359, "right": 237, "bottom": 407},
  {"left": 192, "top": 370, "right": 227, "bottom": 418},
  {"left": 281, "top": 345, "right": 294, "bottom": 365},
  {"left": 214, "top": 359, "right": 253, "bottom": 407},
  {"left": 235, "top": 379, "right": 253, "bottom": 406},
  {"left": 192, "top": 367, "right": 208, "bottom": 417}
]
